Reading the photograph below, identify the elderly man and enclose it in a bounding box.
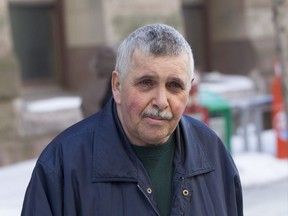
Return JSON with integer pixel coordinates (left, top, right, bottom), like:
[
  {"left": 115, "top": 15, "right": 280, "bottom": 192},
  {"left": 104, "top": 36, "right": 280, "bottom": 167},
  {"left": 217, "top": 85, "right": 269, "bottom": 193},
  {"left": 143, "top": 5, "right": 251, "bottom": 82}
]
[{"left": 21, "top": 24, "right": 243, "bottom": 216}]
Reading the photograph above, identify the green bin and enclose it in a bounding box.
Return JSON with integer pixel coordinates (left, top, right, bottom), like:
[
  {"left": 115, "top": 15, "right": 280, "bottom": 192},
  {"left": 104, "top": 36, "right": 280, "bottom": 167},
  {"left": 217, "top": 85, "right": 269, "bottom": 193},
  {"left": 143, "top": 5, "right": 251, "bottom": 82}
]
[{"left": 199, "top": 90, "right": 232, "bottom": 152}]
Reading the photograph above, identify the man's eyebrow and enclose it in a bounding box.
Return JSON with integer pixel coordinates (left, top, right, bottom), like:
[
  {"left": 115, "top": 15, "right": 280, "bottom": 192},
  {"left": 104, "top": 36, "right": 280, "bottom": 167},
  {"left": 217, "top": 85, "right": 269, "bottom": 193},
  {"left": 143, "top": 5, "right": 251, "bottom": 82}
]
[
  {"left": 134, "top": 74, "right": 157, "bottom": 82},
  {"left": 168, "top": 77, "right": 186, "bottom": 86}
]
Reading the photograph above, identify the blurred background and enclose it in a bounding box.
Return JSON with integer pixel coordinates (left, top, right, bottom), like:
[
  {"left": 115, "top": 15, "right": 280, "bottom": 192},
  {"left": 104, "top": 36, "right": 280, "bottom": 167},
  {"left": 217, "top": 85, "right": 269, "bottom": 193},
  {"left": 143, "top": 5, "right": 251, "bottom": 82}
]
[{"left": 0, "top": 0, "right": 287, "bottom": 215}]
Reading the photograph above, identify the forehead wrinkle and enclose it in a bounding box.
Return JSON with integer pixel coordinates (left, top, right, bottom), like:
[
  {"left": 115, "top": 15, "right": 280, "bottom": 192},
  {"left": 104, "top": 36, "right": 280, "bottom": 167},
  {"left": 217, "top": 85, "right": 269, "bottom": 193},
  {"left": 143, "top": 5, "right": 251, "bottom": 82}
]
[{"left": 130, "top": 50, "right": 190, "bottom": 80}]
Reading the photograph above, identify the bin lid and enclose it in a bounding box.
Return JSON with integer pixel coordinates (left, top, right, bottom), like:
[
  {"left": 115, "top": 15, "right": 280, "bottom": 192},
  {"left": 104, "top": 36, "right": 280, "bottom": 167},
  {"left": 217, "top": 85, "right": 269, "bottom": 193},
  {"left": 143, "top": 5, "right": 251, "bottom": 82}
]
[{"left": 199, "top": 89, "right": 230, "bottom": 112}]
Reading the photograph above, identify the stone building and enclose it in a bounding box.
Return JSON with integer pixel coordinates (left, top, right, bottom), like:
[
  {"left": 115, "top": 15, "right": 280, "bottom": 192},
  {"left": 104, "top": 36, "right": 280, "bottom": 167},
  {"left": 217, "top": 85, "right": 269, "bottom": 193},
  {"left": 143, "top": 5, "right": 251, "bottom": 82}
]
[
  {"left": 6, "top": 0, "right": 287, "bottom": 91},
  {"left": 0, "top": 0, "right": 21, "bottom": 164},
  {"left": 1, "top": 0, "right": 287, "bottom": 164}
]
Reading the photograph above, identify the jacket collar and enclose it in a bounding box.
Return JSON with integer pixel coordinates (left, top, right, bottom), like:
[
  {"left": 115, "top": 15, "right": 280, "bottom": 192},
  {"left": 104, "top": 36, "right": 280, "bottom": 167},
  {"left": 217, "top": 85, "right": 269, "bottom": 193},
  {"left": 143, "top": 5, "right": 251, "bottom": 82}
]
[
  {"left": 91, "top": 99, "right": 214, "bottom": 183},
  {"left": 174, "top": 117, "right": 214, "bottom": 177}
]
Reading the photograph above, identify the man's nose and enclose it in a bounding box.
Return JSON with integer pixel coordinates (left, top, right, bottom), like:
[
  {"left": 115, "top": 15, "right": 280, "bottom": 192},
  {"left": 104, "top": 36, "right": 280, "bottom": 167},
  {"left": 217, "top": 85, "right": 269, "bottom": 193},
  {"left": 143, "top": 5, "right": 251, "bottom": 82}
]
[{"left": 153, "top": 87, "right": 169, "bottom": 110}]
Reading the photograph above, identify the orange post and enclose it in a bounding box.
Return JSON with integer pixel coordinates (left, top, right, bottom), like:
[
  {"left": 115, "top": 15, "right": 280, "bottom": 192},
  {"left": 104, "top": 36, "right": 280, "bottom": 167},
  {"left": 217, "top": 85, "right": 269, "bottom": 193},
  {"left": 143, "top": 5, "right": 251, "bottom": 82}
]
[{"left": 271, "top": 60, "right": 288, "bottom": 158}]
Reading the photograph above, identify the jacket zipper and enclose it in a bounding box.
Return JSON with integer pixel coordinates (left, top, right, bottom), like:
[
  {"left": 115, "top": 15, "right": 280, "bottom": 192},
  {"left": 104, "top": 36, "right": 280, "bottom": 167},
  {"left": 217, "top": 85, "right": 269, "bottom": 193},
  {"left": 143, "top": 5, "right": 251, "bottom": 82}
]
[{"left": 137, "top": 184, "right": 160, "bottom": 216}]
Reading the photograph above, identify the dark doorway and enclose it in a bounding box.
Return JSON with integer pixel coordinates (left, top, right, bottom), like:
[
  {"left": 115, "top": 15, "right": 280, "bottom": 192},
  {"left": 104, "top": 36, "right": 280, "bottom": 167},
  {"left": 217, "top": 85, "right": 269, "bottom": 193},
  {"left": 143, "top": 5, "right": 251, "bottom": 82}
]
[
  {"left": 182, "top": 3, "right": 211, "bottom": 72},
  {"left": 9, "top": 3, "right": 55, "bottom": 82}
]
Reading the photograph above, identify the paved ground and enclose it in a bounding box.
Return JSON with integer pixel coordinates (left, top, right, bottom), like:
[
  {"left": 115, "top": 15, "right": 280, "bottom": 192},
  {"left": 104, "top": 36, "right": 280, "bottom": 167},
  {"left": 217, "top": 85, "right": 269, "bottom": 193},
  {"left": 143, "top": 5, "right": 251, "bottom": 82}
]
[{"left": 243, "top": 179, "right": 288, "bottom": 216}]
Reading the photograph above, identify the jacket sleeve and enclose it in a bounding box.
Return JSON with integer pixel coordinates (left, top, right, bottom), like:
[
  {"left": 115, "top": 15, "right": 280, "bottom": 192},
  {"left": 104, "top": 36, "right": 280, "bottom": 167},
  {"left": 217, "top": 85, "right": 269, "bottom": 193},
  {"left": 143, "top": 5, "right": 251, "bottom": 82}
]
[{"left": 21, "top": 160, "right": 63, "bottom": 216}]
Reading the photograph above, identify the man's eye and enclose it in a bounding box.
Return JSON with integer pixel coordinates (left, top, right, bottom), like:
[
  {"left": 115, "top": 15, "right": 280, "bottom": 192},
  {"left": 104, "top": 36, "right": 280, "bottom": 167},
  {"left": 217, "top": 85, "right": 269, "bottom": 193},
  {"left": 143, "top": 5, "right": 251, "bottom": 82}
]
[
  {"left": 139, "top": 79, "right": 153, "bottom": 86},
  {"left": 168, "top": 82, "right": 183, "bottom": 91}
]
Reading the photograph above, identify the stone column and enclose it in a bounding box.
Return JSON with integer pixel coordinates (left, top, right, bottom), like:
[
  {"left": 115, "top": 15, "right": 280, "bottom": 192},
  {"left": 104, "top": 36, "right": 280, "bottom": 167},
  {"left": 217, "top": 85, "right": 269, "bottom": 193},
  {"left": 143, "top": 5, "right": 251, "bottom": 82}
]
[{"left": 0, "top": 0, "right": 21, "bottom": 165}]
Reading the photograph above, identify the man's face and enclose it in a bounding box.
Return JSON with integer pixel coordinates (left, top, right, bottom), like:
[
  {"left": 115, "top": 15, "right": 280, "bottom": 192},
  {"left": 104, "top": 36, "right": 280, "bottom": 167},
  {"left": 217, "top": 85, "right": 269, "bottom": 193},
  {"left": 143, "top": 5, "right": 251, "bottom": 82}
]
[{"left": 112, "top": 50, "right": 191, "bottom": 146}]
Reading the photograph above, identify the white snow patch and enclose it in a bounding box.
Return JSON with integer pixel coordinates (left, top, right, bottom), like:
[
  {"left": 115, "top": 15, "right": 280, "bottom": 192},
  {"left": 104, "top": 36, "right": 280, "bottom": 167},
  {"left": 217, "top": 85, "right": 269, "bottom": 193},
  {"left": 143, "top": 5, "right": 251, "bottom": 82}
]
[
  {"left": 234, "top": 153, "right": 288, "bottom": 188},
  {"left": 25, "top": 97, "right": 81, "bottom": 113},
  {"left": 0, "top": 159, "right": 36, "bottom": 216}
]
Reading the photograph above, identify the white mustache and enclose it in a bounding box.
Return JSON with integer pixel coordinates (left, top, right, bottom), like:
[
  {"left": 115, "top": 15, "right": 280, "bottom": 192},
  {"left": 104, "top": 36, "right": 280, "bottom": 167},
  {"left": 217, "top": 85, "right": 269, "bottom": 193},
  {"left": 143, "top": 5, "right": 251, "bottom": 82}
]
[{"left": 142, "top": 108, "right": 173, "bottom": 120}]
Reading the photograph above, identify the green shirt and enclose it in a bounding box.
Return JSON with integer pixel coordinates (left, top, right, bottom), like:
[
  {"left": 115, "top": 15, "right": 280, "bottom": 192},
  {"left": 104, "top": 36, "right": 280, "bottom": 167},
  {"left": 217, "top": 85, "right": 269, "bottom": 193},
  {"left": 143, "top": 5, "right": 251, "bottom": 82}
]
[{"left": 132, "top": 134, "right": 175, "bottom": 216}]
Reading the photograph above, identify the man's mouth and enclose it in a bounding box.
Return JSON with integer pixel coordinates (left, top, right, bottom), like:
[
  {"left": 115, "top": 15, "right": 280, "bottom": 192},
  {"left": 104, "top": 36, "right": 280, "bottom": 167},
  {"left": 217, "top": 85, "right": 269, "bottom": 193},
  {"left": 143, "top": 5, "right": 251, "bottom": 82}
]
[{"left": 144, "top": 114, "right": 167, "bottom": 121}]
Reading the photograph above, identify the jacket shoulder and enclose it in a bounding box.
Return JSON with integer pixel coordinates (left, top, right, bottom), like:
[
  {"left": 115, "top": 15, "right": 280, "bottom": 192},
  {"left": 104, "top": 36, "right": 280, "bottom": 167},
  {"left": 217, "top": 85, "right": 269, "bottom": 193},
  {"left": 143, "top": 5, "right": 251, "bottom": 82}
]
[
  {"left": 36, "top": 112, "right": 102, "bottom": 170},
  {"left": 181, "top": 114, "right": 234, "bottom": 164},
  {"left": 181, "top": 114, "right": 217, "bottom": 137}
]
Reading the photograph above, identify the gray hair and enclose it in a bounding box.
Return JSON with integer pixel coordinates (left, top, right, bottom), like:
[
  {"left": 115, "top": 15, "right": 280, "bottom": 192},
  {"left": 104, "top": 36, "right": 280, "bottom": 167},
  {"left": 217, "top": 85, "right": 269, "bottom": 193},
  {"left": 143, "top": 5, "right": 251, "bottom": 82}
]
[{"left": 115, "top": 24, "right": 194, "bottom": 81}]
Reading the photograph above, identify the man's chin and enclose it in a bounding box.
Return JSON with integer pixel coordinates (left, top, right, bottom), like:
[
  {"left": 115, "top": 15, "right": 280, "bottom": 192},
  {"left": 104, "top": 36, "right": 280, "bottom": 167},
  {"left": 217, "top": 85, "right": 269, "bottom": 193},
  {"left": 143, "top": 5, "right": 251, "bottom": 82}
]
[{"left": 140, "top": 134, "right": 170, "bottom": 146}]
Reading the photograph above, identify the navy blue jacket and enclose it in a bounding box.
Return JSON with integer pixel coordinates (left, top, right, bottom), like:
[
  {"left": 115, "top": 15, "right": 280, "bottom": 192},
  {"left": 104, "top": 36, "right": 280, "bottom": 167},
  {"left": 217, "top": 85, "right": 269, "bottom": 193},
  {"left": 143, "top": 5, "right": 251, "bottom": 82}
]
[{"left": 21, "top": 100, "right": 243, "bottom": 216}]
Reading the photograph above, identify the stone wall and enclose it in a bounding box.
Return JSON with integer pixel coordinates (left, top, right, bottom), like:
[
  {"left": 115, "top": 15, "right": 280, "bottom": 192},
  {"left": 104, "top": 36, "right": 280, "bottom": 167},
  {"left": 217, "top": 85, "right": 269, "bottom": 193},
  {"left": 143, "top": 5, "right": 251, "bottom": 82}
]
[
  {"left": 0, "top": 0, "right": 21, "bottom": 165},
  {"left": 102, "top": 0, "right": 183, "bottom": 45},
  {"left": 243, "top": 0, "right": 288, "bottom": 91},
  {"left": 208, "top": 0, "right": 288, "bottom": 93},
  {"left": 64, "top": 0, "right": 184, "bottom": 89},
  {"left": 64, "top": 0, "right": 106, "bottom": 47},
  {"left": 209, "top": 0, "right": 247, "bottom": 41}
]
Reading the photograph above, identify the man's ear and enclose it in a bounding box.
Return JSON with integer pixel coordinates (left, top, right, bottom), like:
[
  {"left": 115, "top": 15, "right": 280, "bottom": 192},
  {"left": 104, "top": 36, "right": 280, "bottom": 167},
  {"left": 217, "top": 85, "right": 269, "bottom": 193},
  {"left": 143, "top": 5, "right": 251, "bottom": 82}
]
[
  {"left": 191, "top": 78, "right": 195, "bottom": 84},
  {"left": 111, "top": 70, "right": 121, "bottom": 104}
]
